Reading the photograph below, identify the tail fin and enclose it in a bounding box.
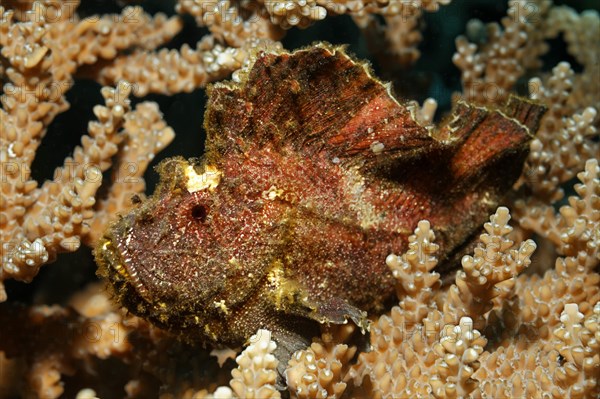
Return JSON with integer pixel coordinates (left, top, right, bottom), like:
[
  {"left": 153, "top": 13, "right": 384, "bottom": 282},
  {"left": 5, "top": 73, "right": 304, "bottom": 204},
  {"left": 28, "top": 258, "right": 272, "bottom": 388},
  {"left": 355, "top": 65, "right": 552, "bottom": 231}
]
[{"left": 439, "top": 97, "right": 546, "bottom": 186}]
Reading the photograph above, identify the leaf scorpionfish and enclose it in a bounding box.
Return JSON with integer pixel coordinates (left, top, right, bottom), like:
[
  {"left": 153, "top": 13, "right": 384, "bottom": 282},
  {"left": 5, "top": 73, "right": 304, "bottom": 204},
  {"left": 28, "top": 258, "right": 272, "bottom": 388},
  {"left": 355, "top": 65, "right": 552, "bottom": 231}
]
[{"left": 95, "top": 44, "right": 544, "bottom": 361}]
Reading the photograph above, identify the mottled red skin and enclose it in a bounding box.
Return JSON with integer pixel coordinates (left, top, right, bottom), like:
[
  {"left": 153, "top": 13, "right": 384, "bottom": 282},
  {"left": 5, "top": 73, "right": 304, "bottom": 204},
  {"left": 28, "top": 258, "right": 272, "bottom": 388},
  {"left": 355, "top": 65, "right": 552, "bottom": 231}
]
[{"left": 95, "top": 45, "right": 544, "bottom": 359}]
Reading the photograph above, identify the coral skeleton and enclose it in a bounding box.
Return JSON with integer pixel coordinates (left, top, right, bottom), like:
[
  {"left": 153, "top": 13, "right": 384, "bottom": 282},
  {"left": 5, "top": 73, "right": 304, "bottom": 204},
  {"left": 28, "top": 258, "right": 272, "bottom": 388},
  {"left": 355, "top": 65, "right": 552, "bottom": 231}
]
[{"left": 0, "top": 0, "right": 598, "bottom": 398}]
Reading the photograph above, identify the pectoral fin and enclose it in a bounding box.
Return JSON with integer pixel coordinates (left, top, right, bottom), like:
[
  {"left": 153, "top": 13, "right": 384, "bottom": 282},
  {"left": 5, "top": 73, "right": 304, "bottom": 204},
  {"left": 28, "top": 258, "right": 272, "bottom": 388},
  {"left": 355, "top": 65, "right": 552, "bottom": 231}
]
[
  {"left": 263, "top": 265, "right": 370, "bottom": 383},
  {"left": 267, "top": 285, "right": 369, "bottom": 383},
  {"left": 267, "top": 267, "right": 369, "bottom": 332}
]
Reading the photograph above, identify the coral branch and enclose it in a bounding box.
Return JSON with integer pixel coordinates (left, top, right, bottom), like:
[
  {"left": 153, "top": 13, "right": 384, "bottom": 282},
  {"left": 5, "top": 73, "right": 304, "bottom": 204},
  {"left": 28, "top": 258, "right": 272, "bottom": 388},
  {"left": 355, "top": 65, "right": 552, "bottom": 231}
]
[
  {"left": 444, "top": 207, "right": 536, "bottom": 328},
  {"left": 230, "top": 329, "right": 281, "bottom": 399}
]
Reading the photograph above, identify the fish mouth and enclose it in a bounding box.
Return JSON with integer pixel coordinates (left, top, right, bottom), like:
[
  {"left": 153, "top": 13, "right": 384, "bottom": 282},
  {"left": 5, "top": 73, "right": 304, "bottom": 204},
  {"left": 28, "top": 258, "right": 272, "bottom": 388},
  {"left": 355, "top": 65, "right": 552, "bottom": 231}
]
[{"left": 95, "top": 216, "right": 151, "bottom": 302}]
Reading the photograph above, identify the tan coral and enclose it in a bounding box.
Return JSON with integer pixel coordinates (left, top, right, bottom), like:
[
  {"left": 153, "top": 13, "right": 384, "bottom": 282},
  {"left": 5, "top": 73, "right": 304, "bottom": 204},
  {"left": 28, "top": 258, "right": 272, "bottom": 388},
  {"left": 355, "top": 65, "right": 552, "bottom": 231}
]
[
  {"left": 61, "top": 6, "right": 181, "bottom": 66},
  {"left": 352, "top": 307, "right": 487, "bottom": 399},
  {"left": 102, "top": 0, "right": 454, "bottom": 95},
  {"left": 362, "top": 0, "right": 451, "bottom": 14},
  {"left": 385, "top": 219, "right": 441, "bottom": 321},
  {"left": 453, "top": 0, "right": 550, "bottom": 105},
  {"left": 545, "top": 6, "right": 600, "bottom": 114},
  {"left": 522, "top": 62, "right": 599, "bottom": 204},
  {"left": 552, "top": 303, "right": 600, "bottom": 398},
  {"left": 0, "top": 81, "right": 133, "bottom": 301},
  {"left": 430, "top": 317, "right": 487, "bottom": 398},
  {"left": 352, "top": 306, "right": 438, "bottom": 398},
  {"left": 473, "top": 336, "right": 560, "bottom": 399},
  {"left": 0, "top": 301, "right": 135, "bottom": 399},
  {"left": 516, "top": 159, "right": 600, "bottom": 266},
  {"left": 474, "top": 302, "right": 600, "bottom": 399},
  {"left": 354, "top": 1, "right": 451, "bottom": 68},
  {"left": 352, "top": 208, "right": 536, "bottom": 398},
  {"left": 555, "top": 159, "right": 600, "bottom": 263},
  {"left": 86, "top": 102, "right": 175, "bottom": 244},
  {"left": 177, "top": 0, "right": 284, "bottom": 47},
  {"left": 353, "top": 196, "right": 597, "bottom": 398},
  {"left": 229, "top": 329, "right": 281, "bottom": 399},
  {"left": 350, "top": 221, "right": 443, "bottom": 398},
  {"left": 261, "top": 1, "right": 328, "bottom": 29},
  {"left": 96, "top": 36, "right": 254, "bottom": 96},
  {"left": 509, "top": 251, "right": 600, "bottom": 344},
  {"left": 0, "top": 2, "right": 178, "bottom": 301},
  {"left": 286, "top": 327, "right": 357, "bottom": 399},
  {"left": 411, "top": 98, "right": 438, "bottom": 128},
  {"left": 471, "top": 162, "right": 600, "bottom": 398},
  {"left": 444, "top": 207, "right": 536, "bottom": 328}
]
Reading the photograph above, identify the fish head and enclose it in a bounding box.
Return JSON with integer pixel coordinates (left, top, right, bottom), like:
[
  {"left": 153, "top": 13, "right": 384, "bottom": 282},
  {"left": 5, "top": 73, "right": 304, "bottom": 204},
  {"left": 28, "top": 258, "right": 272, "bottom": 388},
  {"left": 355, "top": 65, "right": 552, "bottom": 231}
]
[{"left": 95, "top": 156, "right": 264, "bottom": 337}]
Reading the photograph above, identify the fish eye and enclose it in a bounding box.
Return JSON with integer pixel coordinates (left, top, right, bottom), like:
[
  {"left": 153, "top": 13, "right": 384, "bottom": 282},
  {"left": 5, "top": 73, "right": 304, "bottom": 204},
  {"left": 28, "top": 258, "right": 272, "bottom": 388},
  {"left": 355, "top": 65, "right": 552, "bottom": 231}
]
[
  {"left": 130, "top": 194, "right": 142, "bottom": 205},
  {"left": 191, "top": 204, "right": 208, "bottom": 222}
]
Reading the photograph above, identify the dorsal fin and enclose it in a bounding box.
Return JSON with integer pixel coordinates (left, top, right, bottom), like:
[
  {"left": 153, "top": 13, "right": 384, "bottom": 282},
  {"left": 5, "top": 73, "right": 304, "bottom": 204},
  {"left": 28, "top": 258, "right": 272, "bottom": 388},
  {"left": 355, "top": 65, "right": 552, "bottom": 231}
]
[
  {"left": 204, "top": 44, "right": 545, "bottom": 182},
  {"left": 204, "top": 44, "right": 436, "bottom": 163}
]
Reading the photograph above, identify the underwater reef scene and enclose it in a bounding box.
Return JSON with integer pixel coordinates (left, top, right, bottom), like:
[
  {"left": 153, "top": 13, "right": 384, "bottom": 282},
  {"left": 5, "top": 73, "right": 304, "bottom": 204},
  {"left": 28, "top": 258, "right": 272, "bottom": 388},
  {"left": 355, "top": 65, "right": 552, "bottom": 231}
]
[{"left": 0, "top": 0, "right": 599, "bottom": 398}]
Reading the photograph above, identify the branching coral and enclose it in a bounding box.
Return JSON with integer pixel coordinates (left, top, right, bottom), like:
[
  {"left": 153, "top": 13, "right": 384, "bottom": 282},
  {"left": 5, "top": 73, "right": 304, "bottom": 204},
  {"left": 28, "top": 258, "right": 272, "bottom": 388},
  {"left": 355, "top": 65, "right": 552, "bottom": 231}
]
[
  {"left": 177, "top": 0, "right": 451, "bottom": 31},
  {"left": 523, "top": 62, "right": 598, "bottom": 202},
  {"left": 285, "top": 325, "right": 357, "bottom": 399},
  {"left": 470, "top": 161, "right": 600, "bottom": 398},
  {"left": 347, "top": 188, "right": 598, "bottom": 398},
  {"left": 0, "top": 287, "right": 135, "bottom": 398},
  {"left": 553, "top": 303, "right": 600, "bottom": 397},
  {"left": 0, "top": 2, "right": 177, "bottom": 300},
  {"left": 516, "top": 157, "right": 599, "bottom": 266},
  {"left": 167, "top": 329, "right": 282, "bottom": 399},
  {"left": 453, "top": 0, "right": 551, "bottom": 105},
  {"left": 444, "top": 207, "right": 536, "bottom": 329},
  {"left": 119, "top": 0, "right": 454, "bottom": 96},
  {"left": 229, "top": 329, "right": 280, "bottom": 399},
  {"left": 0, "top": 77, "right": 173, "bottom": 301},
  {"left": 454, "top": 0, "right": 599, "bottom": 112},
  {"left": 385, "top": 219, "right": 441, "bottom": 320},
  {"left": 544, "top": 5, "right": 600, "bottom": 114},
  {"left": 350, "top": 207, "right": 536, "bottom": 398},
  {"left": 474, "top": 301, "right": 600, "bottom": 399}
]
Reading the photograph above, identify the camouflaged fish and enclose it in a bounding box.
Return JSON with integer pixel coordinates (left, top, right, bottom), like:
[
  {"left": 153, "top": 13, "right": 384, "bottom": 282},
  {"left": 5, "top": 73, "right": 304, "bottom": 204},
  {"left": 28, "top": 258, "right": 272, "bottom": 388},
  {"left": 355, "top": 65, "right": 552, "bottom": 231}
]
[{"left": 95, "top": 44, "right": 544, "bottom": 360}]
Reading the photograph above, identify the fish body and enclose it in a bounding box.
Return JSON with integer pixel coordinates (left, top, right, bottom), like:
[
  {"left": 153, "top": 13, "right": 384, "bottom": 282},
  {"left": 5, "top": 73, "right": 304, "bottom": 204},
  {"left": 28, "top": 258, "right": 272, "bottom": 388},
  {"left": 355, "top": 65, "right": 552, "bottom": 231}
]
[{"left": 95, "top": 44, "right": 544, "bottom": 355}]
